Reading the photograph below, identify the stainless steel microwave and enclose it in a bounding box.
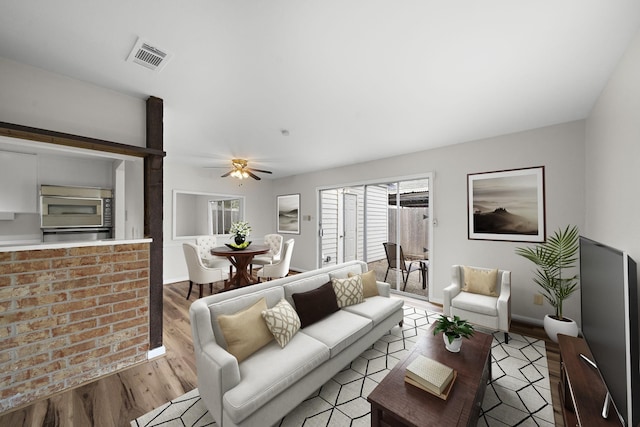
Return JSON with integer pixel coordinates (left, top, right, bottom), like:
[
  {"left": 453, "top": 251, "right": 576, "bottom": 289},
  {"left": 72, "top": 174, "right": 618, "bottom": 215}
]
[{"left": 40, "top": 185, "right": 113, "bottom": 229}]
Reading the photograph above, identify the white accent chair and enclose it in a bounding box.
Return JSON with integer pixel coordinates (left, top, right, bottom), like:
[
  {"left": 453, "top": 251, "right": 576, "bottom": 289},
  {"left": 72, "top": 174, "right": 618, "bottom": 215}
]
[
  {"left": 183, "top": 243, "right": 229, "bottom": 299},
  {"left": 250, "top": 233, "right": 283, "bottom": 274},
  {"left": 195, "top": 235, "right": 233, "bottom": 277},
  {"left": 443, "top": 265, "right": 512, "bottom": 343},
  {"left": 256, "top": 239, "right": 294, "bottom": 282}
]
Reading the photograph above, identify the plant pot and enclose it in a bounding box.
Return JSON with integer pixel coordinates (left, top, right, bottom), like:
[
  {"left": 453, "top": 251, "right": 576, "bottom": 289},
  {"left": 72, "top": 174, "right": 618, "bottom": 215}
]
[
  {"left": 234, "top": 235, "right": 245, "bottom": 245},
  {"left": 443, "top": 335, "right": 462, "bottom": 353},
  {"left": 543, "top": 314, "right": 578, "bottom": 343}
]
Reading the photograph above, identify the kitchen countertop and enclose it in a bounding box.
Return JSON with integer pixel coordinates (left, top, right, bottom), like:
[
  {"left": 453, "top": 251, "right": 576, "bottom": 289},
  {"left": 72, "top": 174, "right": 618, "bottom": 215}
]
[{"left": 0, "top": 238, "right": 153, "bottom": 252}]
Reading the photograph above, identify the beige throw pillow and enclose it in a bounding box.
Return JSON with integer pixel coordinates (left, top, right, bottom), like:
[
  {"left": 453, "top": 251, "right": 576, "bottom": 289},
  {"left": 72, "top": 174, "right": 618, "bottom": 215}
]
[
  {"left": 348, "top": 270, "right": 379, "bottom": 298},
  {"left": 262, "top": 298, "right": 301, "bottom": 348},
  {"left": 217, "top": 298, "right": 273, "bottom": 362},
  {"left": 462, "top": 266, "right": 499, "bottom": 297},
  {"left": 331, "top": 276, "right": 364, "bottom": 308}
]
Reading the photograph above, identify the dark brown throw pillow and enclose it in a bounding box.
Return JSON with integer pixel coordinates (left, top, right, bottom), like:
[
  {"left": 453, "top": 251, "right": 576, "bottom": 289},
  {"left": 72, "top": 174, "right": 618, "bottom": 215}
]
[{"left": 292, "top": 281, "right": 339, "bottom": 328}]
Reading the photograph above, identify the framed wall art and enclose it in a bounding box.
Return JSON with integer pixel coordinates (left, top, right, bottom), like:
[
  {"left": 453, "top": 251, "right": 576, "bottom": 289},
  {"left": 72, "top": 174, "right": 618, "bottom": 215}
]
[
  {"left": 468, "top": 166, "right": 545, "bottom": 242},
  {"left": 277, "top": 194, "right": 300, "bottom": 234}
]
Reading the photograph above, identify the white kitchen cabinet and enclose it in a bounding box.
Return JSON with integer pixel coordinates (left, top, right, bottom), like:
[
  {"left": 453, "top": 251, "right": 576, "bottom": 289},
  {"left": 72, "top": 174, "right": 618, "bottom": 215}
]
[{"left": 0, "top": 151, "right": 38, "bottom": 213}]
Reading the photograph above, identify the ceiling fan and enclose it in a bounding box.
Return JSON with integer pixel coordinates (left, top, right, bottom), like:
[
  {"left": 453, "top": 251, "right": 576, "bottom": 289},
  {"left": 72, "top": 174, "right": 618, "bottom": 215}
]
[{"left": 220, "top": 158, "right": 272, "bottom": 180}]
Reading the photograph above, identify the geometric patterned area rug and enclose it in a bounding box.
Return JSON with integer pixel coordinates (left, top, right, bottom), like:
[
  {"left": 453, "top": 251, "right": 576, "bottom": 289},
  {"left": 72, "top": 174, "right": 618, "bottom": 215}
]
[{"left": 131, "top": 306, "right": 554, "bottom": 427}]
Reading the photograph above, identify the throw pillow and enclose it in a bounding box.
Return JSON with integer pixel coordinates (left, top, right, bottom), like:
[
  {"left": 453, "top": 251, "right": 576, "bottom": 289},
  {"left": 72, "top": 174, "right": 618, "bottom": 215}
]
[
  {"left": 462, "top": 266, "right": 499, "bottom": 297},
  {"left": 261, "top": 298, "right": 301, "bottom": 348},
  {"left": 332, "top": 275, "right": 364, "bottom": 308},
  {"left": 292, "top": 281, "right": 339, "bottom": 328},
  {"left": 217, "top": 298, "right": 273, "bottom": 362},
  {"left": 348, "top": 270, "right": 379, "bottom": 298}
]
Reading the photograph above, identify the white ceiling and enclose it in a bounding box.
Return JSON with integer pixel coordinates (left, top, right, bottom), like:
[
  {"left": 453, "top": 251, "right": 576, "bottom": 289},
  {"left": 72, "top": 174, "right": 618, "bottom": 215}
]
[{"left": 1, "top": 1, "right": 639, "bottom": 178}]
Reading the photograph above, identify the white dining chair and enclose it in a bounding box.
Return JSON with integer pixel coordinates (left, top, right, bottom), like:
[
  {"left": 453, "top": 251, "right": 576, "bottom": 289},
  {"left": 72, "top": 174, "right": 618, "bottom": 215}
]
[
  {"left": 183, "top": 242, "right": 229, "bottom": 299},
  {"left": 256, "top": 239, "right": 294, "bottom": 282}
]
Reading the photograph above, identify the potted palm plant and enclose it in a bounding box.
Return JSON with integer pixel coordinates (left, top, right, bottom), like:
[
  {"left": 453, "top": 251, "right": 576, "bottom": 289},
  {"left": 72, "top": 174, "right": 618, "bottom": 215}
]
[
  {"left": 515, "top": 224, "right": 580, "bottom": 342},
  {"left": 433, "top": 315, "right": 475, "bottom": 352}
]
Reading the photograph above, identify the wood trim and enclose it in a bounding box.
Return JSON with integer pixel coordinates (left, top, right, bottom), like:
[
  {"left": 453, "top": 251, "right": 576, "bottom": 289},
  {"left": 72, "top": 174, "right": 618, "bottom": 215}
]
[{"left": 0, "top": 121, "right": 165, "bottom": 158}]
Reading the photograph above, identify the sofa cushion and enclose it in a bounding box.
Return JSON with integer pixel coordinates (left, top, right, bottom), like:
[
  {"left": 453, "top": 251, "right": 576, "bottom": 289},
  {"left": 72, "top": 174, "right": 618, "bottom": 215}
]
[
  {"left": 342, "top": 295, "right": 404, "bottom": 327},
  {"left": 331, "top": 275, "right": 363, "bottom": 308},
  {"left": 451, "top": 291, "right": 498, "bottom": 316},
  {"left": 261, "top": 298, "right": 301, "bottom": 348},
  {"left": 292, "top": 281, "right": 339, "bottom": 328},
  {"left": 209, "top": 287, "right": 284, "bottom": 348},
  {"left": 462, "top": 266, "right": 498, "bottom": 297},
  {"left": 217, "top": 298, "right": 274, "bottom": 362},
  {"left": 223, "top": 332, "right": 330, "bottom": 423},
  {"left": 282, "top": 274, "right": 332, "bottom": 306},
  {"left": 301, "top": 310, "right": 372, "bottom": 358},
  {"left": 348, "top": 270, "right": 379, "bottom": 298}
]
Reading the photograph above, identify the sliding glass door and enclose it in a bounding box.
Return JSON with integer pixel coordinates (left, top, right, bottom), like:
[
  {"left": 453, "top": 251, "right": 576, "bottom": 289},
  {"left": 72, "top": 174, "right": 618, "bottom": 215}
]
[{"left": 318, "top": 175, "right": 432, "bottom": 300}]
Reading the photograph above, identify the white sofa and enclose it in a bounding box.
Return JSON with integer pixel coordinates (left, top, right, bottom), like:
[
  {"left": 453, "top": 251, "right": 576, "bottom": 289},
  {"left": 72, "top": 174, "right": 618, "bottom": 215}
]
[{"left": 189, "top": 260, "right": 404, "bottom": 427}]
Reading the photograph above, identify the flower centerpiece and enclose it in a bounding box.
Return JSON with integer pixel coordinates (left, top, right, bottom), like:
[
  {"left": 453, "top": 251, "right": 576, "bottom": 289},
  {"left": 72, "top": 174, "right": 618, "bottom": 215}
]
[{"left": 229, "top": 221, "right": 252, "bottom": 246}]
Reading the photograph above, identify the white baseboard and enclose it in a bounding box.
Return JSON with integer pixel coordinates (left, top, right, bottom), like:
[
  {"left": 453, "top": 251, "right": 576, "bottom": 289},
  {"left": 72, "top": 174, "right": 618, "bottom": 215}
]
[{"left": 147, "top": 345, "right": 166, "bottom": 360}]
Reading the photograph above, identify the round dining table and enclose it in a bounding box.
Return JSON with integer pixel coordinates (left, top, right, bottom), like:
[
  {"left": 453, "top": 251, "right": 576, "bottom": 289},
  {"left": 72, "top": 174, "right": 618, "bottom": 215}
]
[{"left": 211, "top": 244, "right": 270, "bottom": 288}]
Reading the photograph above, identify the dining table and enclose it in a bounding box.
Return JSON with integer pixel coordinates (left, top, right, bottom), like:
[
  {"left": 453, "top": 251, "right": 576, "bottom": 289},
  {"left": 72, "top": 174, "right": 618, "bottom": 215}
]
[{"left": 211, "top": 244, "right": 270, "bottom": 288}]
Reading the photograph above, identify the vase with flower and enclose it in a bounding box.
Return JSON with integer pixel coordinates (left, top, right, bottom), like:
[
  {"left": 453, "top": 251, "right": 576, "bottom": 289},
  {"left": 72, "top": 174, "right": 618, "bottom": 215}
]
[{"left": 229, "top": 221, "right": 251, "bottom": 246}]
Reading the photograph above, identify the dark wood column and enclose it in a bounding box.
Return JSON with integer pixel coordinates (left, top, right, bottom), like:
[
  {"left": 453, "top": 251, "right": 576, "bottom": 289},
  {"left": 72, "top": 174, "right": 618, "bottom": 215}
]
[{"left": 145, "top": 96, "right": 164, "bottom": 350}]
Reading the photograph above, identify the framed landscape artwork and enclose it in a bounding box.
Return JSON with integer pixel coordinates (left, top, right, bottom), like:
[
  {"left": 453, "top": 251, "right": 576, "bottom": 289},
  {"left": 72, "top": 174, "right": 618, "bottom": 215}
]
[
  {"left": 468, "top": 166, "right": 545, "bottom": 242},
  {"left": 277, "top": 194, "right": 300, "bottom": 234}
]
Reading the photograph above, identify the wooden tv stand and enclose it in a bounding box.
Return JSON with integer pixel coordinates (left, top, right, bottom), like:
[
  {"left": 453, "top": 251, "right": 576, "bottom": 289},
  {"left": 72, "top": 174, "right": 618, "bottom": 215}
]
[{"left": 557, "top": 334, "right": 622, "bottom": 426}]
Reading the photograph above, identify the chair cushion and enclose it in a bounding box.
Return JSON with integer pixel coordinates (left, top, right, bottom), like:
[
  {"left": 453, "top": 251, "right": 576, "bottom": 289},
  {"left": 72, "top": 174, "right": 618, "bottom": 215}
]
[
  {"left": 291, "top": 281, "right": 339, "bottom": 328},
  {"left": 451, "top": 291, "right": 498, "bottom": 316},
  {"left": 217, "top": 298, "right": 274, "bottom": 362},
  {"left": 261, "top": 298, "right": 301, "bottom": 348},
  {"left": 223, "top": 332, "right": 330, "bottom": 423},
  {"left": 348, "top": 270, "right": 379, "bottom": 298},
  {"left": 331, "top": 276, "right": 363, "bottom": 308},
  {"left": 462, "top": 266, "right": 498, "bottom": 297}
]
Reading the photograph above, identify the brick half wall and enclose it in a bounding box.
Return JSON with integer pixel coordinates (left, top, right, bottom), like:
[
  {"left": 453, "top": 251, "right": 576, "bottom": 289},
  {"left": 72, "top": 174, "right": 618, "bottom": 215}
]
[{"left": 0, "top": 242, "right": 150, "bottom": 413}]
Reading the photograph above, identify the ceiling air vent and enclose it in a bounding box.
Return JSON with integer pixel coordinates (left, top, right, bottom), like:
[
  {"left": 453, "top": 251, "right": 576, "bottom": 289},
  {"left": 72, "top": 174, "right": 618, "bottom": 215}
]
[{"left": 126, "top": 38, "right": 172, "bottom": 72}]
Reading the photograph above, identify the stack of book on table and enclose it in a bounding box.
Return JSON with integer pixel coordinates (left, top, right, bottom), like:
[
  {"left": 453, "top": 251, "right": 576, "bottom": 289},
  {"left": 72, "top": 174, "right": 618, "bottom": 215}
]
[{"left": 404, "top": 354, "right": 457, "bottom": 400}]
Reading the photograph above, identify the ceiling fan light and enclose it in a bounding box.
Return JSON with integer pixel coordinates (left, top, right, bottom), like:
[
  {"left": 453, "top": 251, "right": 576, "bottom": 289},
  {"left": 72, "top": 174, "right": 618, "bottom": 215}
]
[{"left": 242, "top": 171, "right": 249, "bottom": 178}]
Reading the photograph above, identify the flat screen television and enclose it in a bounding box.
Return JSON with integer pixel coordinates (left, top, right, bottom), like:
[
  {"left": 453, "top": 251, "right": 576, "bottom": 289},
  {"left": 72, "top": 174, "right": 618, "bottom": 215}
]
[{"left": 579, "top": 236, "right": 640, "bottom": 426}]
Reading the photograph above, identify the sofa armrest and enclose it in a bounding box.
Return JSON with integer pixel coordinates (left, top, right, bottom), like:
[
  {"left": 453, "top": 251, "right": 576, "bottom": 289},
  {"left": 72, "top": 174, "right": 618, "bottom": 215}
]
[
  {"left": 190, "top": 299, "right": 241, "bottom": 422},
  {"left": 376, "top": 281, "right": 391, "bottom": 297}
]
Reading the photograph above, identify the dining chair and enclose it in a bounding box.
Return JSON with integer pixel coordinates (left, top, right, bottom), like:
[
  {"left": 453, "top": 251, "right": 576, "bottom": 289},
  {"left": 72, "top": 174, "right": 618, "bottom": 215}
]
[
  {"left": 382, "top": 242, "right": 424, "bottom": 291},
  {"left": 183, "top": 242, "right": 229, "bottom": 299},
  {"left": 195, "top": 235, "right": 232, "bottom": 270},
  {"left": 251, "top": 233, "right": 283, "bottom": 274},
  {"left": 256, "top": 239, "right": 294, "bottom": 282}
]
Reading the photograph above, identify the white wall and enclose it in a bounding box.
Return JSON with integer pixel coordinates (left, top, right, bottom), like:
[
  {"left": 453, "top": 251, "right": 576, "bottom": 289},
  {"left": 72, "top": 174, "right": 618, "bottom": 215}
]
[
  {"left": 163, "top": 160, "right": 275, "bottom": 283},
  {"left": 585, "top": 29, "right": 640, "bottom": 267},
  {"left": 274, "top": 121, "right": 586, "bottom": 325},
  {"left": 0, "top": 57, "right": 145, "bottom": 147}
]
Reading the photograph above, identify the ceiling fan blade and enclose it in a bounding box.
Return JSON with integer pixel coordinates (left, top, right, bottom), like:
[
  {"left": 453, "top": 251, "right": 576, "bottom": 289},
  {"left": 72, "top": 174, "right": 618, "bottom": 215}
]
[
  {"left": 220, "top": 170, "right": 233, "bottom": 177},
  {"left": 246, "top": 170, "right": 262, "bottom": 180},
  {"left": 247, "top": 168, "right": 272, "bottom": 174}
]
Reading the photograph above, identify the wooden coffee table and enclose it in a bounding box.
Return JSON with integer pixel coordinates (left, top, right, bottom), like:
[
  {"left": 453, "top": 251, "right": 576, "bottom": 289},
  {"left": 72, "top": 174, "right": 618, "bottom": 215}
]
[{"left": 367, "top": 324, "right": 493, "bottom": 427}]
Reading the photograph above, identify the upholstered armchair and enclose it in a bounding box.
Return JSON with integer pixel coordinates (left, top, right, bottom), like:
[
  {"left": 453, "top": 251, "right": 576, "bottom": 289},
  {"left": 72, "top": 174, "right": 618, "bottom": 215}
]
[
  {"left": 256, "top": 239, "right": 294, "bottom": 281},
  {"left": 182, "top": 243, "right": 229, "bottom": 299},
  {"left": 443, "top": 265, "right": 511, "bottom": 343},
  {"left": 251, "top": 233, "right": 283, "bottom": 274}
]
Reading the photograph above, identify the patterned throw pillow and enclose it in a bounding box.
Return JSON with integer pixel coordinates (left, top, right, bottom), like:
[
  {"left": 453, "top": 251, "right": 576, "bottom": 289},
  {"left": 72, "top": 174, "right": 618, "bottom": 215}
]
[
  {"left": 331, "top": 275, "right": 364, "bottom": 308},
  {"left": 262, "top": 299, "right": 301, "bottom": 348}
]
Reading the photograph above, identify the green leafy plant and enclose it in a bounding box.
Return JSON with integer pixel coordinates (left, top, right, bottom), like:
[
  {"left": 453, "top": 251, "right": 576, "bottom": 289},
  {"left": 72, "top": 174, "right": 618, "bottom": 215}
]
[
  {"left": 433, "top": 315, "right": 475, "bottom": 344},
  {"left": 229, "top": 221, "right": 251, "bottom": 237},
  {"left": 515, "top": 225, "right": 579, "bottom": 321}
]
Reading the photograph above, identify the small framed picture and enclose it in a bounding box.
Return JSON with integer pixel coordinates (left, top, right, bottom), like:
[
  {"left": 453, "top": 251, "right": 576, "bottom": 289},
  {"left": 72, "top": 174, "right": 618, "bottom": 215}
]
[
  {"left": 277, "top": 194, "right": 300, "bottom": 234},
  {"left": 468, "top": 166, "right": 545, "bottom": 242}
]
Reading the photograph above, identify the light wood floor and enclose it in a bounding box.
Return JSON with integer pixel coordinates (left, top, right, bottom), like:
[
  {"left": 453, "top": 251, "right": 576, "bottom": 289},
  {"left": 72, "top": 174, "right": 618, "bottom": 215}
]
[{"left": 0, "top": 281, "right": 564, "bottom": 427}]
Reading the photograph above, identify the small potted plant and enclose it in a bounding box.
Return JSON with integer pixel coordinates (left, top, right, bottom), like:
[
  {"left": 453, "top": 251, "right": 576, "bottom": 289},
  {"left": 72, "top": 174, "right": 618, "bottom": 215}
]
[
  {"left": 515, "top": 225, "right": 579, "bottom": 342},
  {"left": 433, "top": 315, "right": 475, "bottom": 352}
]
